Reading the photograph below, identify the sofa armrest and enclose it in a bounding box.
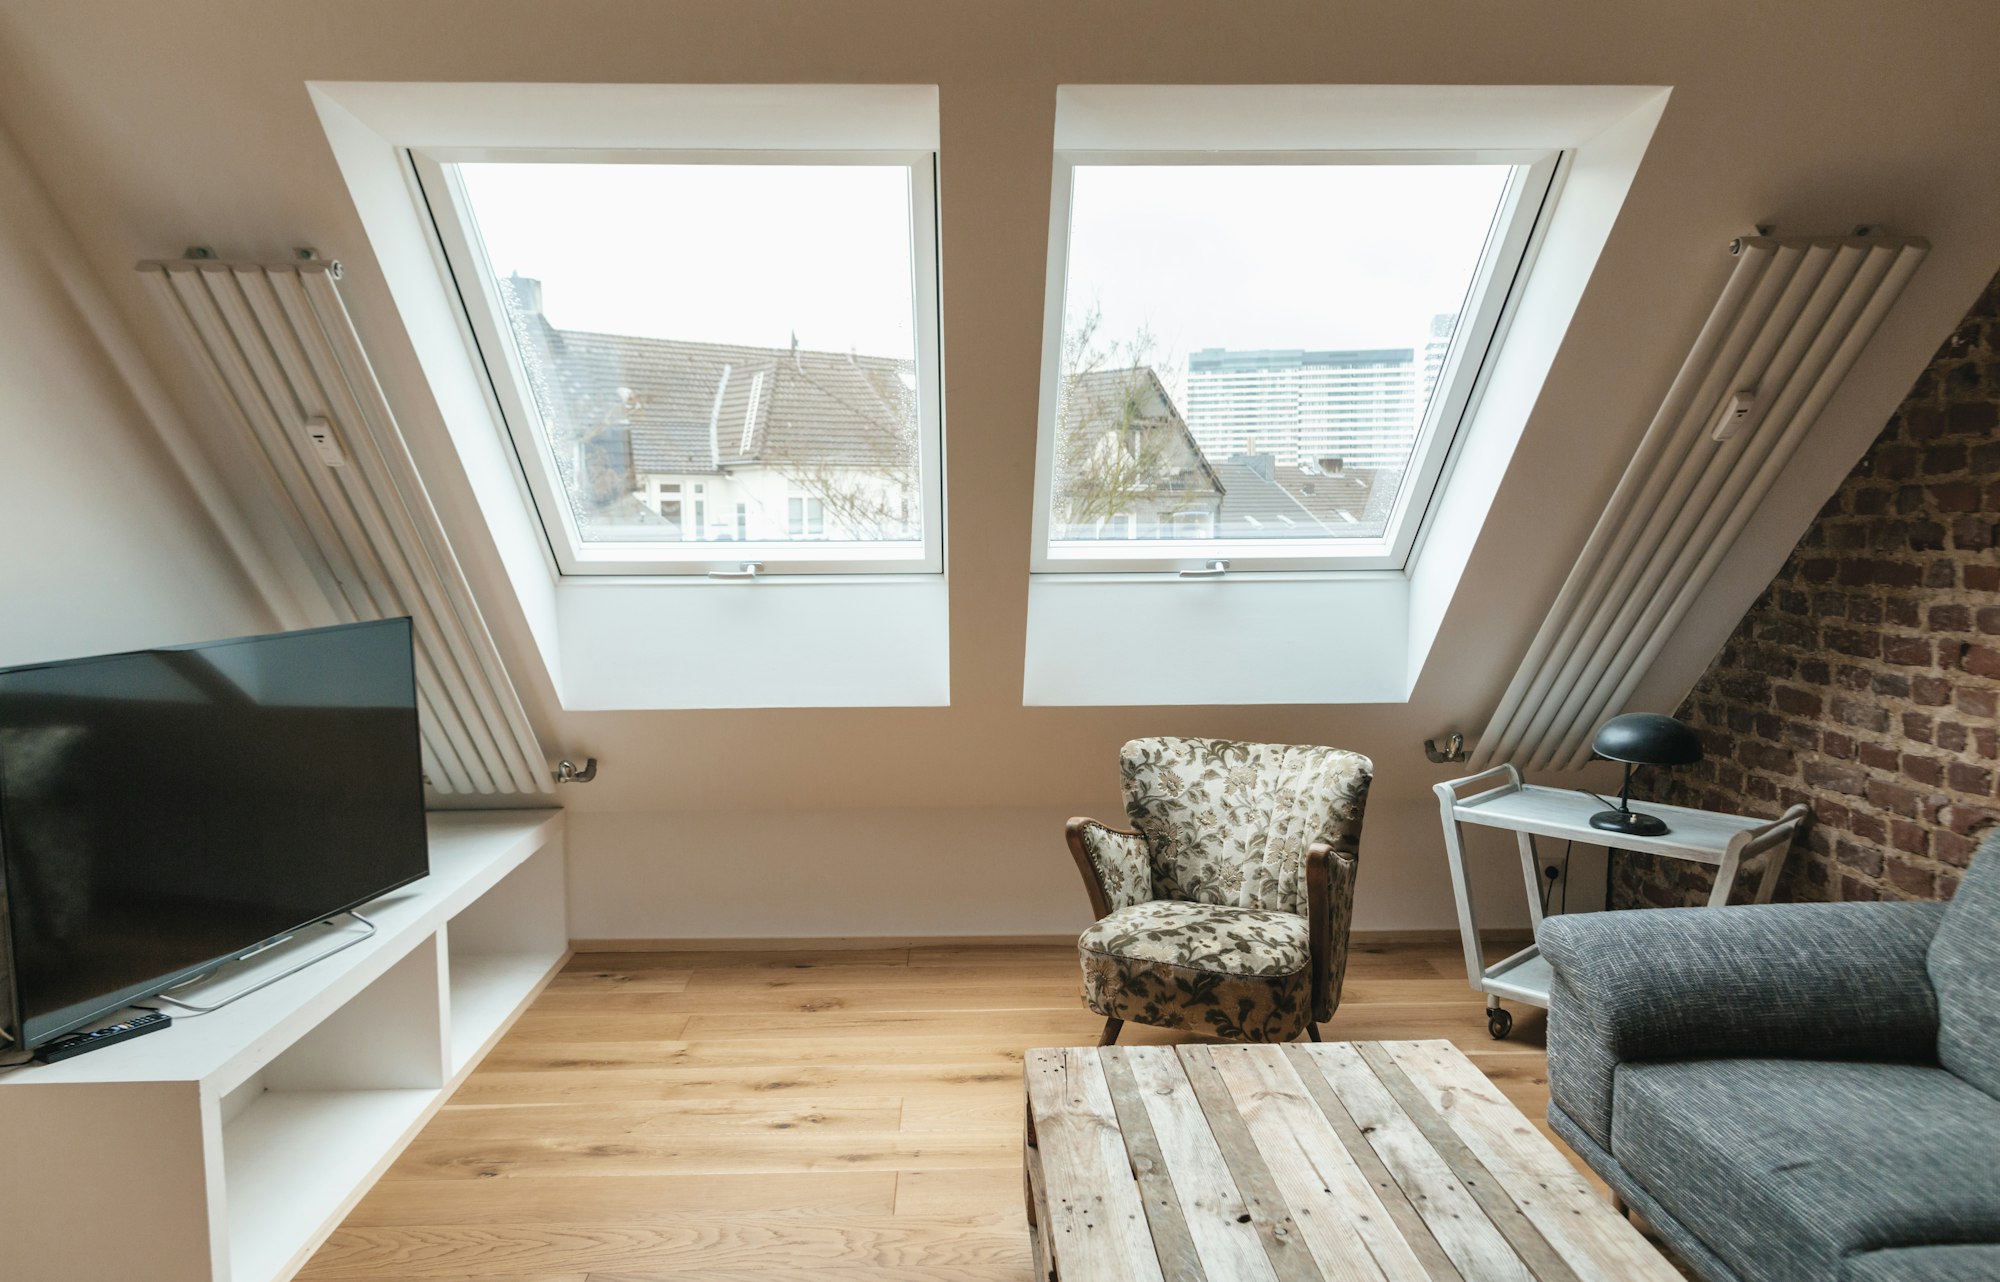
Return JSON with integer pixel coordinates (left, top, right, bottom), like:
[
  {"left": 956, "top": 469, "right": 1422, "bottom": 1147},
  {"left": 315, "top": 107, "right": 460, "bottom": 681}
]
[
  {"left": 1066, "top": 818, "right": 1152, "bottom": 919},
  {"left": 1540, "top": 901, "right": 1945, "bottom": 1150}
]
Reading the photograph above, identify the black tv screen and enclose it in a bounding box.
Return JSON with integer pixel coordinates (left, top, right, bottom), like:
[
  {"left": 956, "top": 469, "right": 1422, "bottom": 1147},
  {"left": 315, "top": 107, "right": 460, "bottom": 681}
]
[{"left": 0, "top": 619, "right": 428, "bottom": 1049}]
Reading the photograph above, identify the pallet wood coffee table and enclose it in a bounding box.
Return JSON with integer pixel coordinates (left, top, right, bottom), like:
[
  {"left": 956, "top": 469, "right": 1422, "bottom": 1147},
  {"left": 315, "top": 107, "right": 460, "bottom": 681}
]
[{"left": 1023, "top": 1039, "right": 1680, "bottom": 1281}]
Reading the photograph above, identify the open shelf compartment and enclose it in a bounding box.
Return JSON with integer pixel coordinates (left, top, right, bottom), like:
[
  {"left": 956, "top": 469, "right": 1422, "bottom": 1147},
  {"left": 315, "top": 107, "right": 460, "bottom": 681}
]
[
  {"left": 445, "top": 832, "right": 569, "bottom": 1074},
  {"left": 217, "top": 930, "right": 447, "bottom": 1282},
  {"left": 0, "top": 811, "right": 568, "bottom": 1282}
]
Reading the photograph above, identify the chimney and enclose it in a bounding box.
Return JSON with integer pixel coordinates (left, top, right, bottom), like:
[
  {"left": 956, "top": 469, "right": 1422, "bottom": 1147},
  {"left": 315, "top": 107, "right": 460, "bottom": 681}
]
[{"left": 506, "top": 273, "right": 544, "bottom": 317}]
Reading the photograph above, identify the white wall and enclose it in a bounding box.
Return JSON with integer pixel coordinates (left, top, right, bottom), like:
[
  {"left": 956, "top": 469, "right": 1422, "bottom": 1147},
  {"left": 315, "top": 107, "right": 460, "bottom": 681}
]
[
  {"left": 0, "top": 121, "right": 272, "bottom": 668},
  {"left": 1, "top": 2, "right": 1998, "bottom": 939},
  {"left": 566, "top": 799, "right": 1544, "bottom": 940}
]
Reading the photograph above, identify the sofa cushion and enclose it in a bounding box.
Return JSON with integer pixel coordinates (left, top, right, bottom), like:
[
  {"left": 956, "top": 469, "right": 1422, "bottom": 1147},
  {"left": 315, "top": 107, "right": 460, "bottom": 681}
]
[
  {"left": 1843, "top": 1245, "right": 2000, "bottom": 1282},
  {"left": 1612, "top": 1059, "right": 2000, "bottom": 1282},
  {"left": 1930, "top": 844, "right": 1999, "bottom": 1098},
  {"left": 1079, "top": 900, "right": 1311, "bottom": 1041}
]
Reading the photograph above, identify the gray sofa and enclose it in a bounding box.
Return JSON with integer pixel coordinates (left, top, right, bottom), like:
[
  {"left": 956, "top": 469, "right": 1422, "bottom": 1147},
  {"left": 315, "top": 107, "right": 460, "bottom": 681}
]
[{"left": 1539, "top": 840, "right": 1999, "bottom": 1282}]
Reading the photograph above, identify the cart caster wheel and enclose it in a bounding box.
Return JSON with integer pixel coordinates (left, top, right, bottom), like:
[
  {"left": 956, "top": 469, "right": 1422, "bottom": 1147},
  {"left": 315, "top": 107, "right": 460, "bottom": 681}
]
[{"left": 1487, "top": 1008, "right": 1513, "bottom": 1040}]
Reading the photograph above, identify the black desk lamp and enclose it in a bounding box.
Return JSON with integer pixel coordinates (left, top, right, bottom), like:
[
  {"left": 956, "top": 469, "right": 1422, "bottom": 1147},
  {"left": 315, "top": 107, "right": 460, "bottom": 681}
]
[{"left": 1589, "top": 713, "right": 1703, "bottom": 837}]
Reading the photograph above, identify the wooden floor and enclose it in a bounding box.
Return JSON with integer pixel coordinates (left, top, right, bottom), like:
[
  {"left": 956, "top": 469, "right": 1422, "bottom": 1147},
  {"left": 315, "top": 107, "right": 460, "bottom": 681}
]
[{"left": 297, "top": 938, "right": 1577, "bottom": 1282}]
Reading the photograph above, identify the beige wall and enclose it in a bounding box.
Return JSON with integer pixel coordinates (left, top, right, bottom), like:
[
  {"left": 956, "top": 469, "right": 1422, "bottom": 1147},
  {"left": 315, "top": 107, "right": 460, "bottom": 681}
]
[
  {"left": 1, "top": 1, "right": 1997, "bottom": 935},
  {"left": 0, "top": 120, "right": 271, "bottom": 669}
]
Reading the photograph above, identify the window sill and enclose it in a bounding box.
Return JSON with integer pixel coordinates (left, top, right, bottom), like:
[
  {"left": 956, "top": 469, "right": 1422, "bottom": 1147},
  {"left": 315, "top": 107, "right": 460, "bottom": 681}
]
[
  {"left": 1021, "top": 572, "right": 1409, "bottom": 706},
  {"left": 556, "top": 573, "right": 949, "bottom": 709},
  {"left": 1027, "top": 567, "right": 1402, "bottom": 586}
]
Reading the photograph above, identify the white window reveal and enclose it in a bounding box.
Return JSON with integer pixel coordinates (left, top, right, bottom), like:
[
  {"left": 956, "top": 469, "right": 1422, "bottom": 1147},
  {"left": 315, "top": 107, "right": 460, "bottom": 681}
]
[
  {"left": 314, "top": 83, "right": 953, "bottom": 710},
  {"left": 419, "top": 150, "right": 944, "bottom": 575},
  {"left": 1033, "top": 150, "right": 1556, "bottom": 574}
]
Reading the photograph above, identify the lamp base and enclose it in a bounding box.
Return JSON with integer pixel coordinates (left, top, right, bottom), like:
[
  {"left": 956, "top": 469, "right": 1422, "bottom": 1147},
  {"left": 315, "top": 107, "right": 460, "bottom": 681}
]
[{"left": 1589, "top": 809, "right": 1669, "bottom": 837}]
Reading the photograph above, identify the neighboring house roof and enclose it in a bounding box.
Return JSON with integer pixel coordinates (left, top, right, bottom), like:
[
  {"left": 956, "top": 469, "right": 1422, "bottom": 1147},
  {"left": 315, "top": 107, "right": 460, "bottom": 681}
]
[
  {"left": 1208, "top": 452, "right": 1405, "bottom": 538},
  {"left": 518, "top": 310, "right": 918, "bottom": 479},
  {"left": 1211, "top": 457, "right": 1335, "bottom": 535},
  {"left": 1272, "top": 466, "right": 1386, "bottom": 530},
  {"left": 1058, "top": 366, "right": 1225, "bottom": 502}
]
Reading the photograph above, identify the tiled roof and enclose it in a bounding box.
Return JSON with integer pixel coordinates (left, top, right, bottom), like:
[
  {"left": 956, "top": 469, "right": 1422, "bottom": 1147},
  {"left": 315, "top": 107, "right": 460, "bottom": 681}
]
[
  {"left": 1208, "top": 454, "right": 1399, "bottom": 538},
  {"left": 1211, "top": 459, "right": 1334, "bottom": 535},
  {"left": 524, "top": 319, "right": 918, "bottom": 478},
  {"left": 1271, "top": 467, "right": 1381, "bottom": 528}
]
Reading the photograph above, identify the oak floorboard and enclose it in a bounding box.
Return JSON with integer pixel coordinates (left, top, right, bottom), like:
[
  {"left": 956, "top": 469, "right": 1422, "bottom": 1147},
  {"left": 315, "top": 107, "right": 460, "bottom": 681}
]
[
  {"left": 892, "top": 1167, "right": 1031, "bottom": 1218},
  {"left": 474, "top": 1032, "right": 1024, "bottom": 1072},
  {"left": 411, "top": 1098, "right": 904, "bottom": 1142},
  {"left": 543, "top": 968, "right": 694, "bottom": 993},
  {"left": 302, "top": 1217, "right": 1026, "bottom": 1277},
  {"left": 574, "top": 947, "right": 912, "bottom": 970},
  {"left": 533, "top": 981, "right": 1085, "bottom": 1015},
  {"left": 681, "top": 1008, "right": 1103, "bottom": 1039},
  {"left": 299, "top": 938, "right": 1607, "bottom": 1282},
  {"left": 677, "top": 963, "right": 1056, "bottom": 991},
  {"left": 385, "top": 1132, "right": 1019, "bottom": 1180},
  {"left": 448, "top": 1062, "right": 1026, "bottom": 1106},
  {"left": 899, "top": 1091, "right": 1032, "bottom": 1133},
  {"left": 585, "top": 1269, "right": 1032, "bottom": 1282},
  {"left": 292, "top": 1274, "right": 587, "bottom": 1282},
  {"left": 501, "top": 1013, "right": 694, "bottom": 1043},
  {"left": 340, "top": 1172, "right": 899, "bottom": 1226}
]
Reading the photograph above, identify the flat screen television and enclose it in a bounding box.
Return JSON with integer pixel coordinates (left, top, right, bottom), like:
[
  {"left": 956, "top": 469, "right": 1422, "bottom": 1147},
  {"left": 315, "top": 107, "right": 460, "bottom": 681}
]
[{"left": 0, "top": 619, "right": 428, "bottom": 1052}]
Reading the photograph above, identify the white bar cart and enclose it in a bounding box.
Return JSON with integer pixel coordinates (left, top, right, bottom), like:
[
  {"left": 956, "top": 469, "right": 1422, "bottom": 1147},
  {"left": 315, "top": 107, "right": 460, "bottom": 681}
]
[{"left": 1435, "top": 764, "right": 1808, "bottom": 1038}]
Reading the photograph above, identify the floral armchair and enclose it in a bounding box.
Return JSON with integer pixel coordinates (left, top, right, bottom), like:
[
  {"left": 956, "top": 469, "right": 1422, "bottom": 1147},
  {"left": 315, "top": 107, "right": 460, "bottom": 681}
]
[{"left": 1067, "top": 737, "right": 1372, "bottom": 1044}]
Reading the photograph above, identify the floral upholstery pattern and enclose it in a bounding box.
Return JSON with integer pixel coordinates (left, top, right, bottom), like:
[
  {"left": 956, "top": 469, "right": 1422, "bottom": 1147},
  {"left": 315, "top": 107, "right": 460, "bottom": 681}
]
[
  {"left": 1082, "top": 900, "right": 1309, "bottom": 973},
  {"left": 1073, "top": 737, "right": 1372, "bottom": 1041},
  {"left": 1081, "top": 901, "right": 1312, "bottom": 1041},
  {"left": 1072, "top": 820, "right": 1151, "bottom": 914},
  {"left": 1121, "top": 737, "right": 1370, "bottom": 914}
]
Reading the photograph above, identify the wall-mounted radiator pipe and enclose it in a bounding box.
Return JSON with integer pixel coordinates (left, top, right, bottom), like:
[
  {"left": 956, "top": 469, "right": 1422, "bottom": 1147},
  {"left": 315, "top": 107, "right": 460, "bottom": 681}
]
[
  {"left": 137, "top": 257, "right": 555, "bottom": 795},
  {"left": 1474, "top": 233, "right": 1928, "bottom": 773}
]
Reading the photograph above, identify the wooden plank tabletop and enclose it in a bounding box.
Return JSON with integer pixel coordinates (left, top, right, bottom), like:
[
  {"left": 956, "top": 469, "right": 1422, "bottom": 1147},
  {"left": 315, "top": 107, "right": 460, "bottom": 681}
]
[{"left": 1023, "top": 1039, "right": 1680, "bottom": 1282}]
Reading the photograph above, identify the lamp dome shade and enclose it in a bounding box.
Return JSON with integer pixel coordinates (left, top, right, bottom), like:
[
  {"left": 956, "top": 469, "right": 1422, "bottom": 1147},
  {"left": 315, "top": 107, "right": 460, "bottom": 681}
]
[{"left": 1592, "top": 713, "right": 1703, "bottom": 766}]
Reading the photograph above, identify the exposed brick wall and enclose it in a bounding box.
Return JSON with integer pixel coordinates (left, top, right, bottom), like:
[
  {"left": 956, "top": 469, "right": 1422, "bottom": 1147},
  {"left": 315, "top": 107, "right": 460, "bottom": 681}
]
[{"left": 1613, "top": 271, "right": 2000, "bottom": 909}]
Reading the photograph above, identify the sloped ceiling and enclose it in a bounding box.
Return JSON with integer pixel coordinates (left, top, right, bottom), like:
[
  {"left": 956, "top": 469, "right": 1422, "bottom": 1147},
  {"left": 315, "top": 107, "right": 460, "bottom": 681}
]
[{"left": 0, "top": 0, "right": 1997, "bottom": 928}]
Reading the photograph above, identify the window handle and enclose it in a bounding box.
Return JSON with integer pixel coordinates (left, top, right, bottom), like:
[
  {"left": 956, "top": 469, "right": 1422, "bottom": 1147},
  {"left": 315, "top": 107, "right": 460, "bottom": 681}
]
[
  {"left": 707, "top": 561, "right": 764, "bottom": 581},
  {"left": 1178, "top": 559, "right": 1230, "bottom": 579}
]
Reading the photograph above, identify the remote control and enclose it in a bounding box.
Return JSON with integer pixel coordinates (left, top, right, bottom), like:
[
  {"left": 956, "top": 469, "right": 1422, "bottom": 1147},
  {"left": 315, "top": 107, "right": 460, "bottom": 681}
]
[{"left": 33, "top": 1010, "right": 172, "bottom": 1063}]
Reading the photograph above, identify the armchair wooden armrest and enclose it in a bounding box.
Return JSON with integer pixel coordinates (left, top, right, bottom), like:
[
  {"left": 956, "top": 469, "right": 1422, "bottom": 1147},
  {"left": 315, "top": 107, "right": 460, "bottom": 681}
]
[
  {"left": 1066, "top": 817, "right": 1151, "bottom": 920},
  {"left": 1306, "top": 840, "right": 1360, "bottom": 1022}
]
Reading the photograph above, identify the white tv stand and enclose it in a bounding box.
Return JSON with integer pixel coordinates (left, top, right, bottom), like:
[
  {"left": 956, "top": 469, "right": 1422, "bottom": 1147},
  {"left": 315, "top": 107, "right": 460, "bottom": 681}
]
[{"left": 0, "top": 810, "right": 569, "bottom": 1282}]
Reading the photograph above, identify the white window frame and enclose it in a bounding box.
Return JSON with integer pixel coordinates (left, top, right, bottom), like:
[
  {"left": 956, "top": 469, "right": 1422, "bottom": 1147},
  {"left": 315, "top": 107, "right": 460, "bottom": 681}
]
[
  {"left": 414, "top": 147, "right": 945, "bottom": 577},
  {"left": 1029, "top": 148, "right": 1561, "bottom": 575}
]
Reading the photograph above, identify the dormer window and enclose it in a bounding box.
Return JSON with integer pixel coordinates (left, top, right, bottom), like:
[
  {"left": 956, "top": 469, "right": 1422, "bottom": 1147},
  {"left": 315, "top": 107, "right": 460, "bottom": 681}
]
[
  {"left": 418, "top": 154, "right": 942, "bottom": 575},
  {"left": 1033, "top": 151, "right": 1556, "bottom": 573}
]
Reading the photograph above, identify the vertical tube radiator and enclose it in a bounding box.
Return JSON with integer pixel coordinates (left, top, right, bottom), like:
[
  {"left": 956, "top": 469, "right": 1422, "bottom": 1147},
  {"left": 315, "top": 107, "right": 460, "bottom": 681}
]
[
  {"left": 1475, "top": 233, "right": 1929, "bottom": 772},
  {"left": 137, "top": 257, "right": 553, "bottom": 796}
]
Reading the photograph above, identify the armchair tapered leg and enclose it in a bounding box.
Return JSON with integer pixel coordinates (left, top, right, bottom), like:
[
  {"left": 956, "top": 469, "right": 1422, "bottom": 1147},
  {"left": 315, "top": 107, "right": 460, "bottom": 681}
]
[
  {"left": 1098, "top": 1017, "right": 1123, "bottom": 1046},
  {"left": 1304, "top": 1024, "right": 1321, "bottom": 1042}
]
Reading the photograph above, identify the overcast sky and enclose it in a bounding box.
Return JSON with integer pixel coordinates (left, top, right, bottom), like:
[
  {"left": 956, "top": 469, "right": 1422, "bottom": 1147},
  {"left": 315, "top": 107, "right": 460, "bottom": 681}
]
[
  {"left": 460, "top": 162, "right": 920, "bottom": 357},
  {"left": 1064, "top": 163, "right": 1510, "bottom": 386},
  {"left": 458, "top": 160, "right": 1510, "bottom": 378}
]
